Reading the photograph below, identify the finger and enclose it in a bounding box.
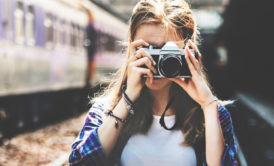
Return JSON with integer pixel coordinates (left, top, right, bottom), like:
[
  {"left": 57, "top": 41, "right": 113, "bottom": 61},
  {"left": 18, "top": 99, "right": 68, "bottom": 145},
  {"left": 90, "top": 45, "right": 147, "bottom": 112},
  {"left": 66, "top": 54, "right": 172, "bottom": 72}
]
[
  {"left": 129, "top": 40, "right": 149, "bottom": 54},
  {"left": 131, "top": 57, "right": 157, "bottom": 74},
  {"left": 187, "top": 40, "right": 198, "bottom": 53},
  {"left": 130, "top": 48, "right": 156, "bottom": 65},
  {"left": 136, "top": 67, "right": 154, "bottom": 80},
  {"left": 186, "top": 47, "right": 200, "bottom": 71},
  {"left": 188, "top": 40, "right": 202, "bottom": 63},
  {"left": 185, "top": 51, "right": 197, "bottom": 76}
]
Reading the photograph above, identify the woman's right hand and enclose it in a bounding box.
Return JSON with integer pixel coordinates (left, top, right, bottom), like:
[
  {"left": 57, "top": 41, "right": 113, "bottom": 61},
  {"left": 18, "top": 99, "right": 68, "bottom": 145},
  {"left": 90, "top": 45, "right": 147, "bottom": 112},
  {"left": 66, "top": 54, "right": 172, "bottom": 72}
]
[{"left": 125, "top": 39, "right": 157, "bottom": 101}]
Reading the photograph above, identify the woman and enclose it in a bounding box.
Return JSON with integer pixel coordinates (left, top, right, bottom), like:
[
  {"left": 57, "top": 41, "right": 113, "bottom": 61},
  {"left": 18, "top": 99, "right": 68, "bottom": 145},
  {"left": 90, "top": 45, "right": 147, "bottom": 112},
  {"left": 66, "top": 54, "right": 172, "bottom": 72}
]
[{"left": 69, "top": 0, "right": 237, "bottom": 165}]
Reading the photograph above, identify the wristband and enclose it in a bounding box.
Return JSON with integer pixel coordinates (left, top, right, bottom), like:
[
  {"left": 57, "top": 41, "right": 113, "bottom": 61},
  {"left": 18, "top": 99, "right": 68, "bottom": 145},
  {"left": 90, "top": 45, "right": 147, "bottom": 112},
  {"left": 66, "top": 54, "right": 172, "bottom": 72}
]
[
  {"left": 201, "top": 98, "right": 219, "bottom": 109},
  {"left": 121, "top": 84, "right": 135, "bottom": 115},
  {"left": 106, "top": 110, "right": 126, "bottom": 129}
]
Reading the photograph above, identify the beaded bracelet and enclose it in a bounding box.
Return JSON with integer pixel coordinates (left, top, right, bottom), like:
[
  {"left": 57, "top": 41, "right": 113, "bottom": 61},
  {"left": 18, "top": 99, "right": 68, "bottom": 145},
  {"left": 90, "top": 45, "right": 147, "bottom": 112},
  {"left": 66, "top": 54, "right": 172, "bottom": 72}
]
[
  {"left": 121, "top": 84, "right": 135, "bottom": 115},
  {"left": 106, "top": 110, "right": 126, "bottom": 129}
]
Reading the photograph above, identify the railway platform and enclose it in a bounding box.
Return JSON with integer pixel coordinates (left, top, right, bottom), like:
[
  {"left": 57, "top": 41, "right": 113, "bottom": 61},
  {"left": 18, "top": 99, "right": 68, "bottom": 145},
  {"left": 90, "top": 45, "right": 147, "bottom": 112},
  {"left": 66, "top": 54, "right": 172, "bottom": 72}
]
[{"left": 0, "top": 110, "right": 87, "bottom": 166}]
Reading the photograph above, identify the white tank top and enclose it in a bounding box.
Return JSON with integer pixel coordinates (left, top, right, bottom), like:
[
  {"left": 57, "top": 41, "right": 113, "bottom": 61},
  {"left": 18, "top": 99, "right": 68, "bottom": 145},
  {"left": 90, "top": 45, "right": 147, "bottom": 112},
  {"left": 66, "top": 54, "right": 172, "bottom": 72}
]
[{"left": 120, "top": 115, "right": 197, "bottom": 166}]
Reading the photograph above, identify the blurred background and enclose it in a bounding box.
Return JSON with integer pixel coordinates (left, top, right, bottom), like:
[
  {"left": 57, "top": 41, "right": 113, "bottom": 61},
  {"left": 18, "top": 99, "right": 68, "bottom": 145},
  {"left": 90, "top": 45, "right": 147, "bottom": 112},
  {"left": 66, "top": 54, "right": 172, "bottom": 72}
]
[{"left": 0, "top": 0, "right": 273, "bottom": 165}]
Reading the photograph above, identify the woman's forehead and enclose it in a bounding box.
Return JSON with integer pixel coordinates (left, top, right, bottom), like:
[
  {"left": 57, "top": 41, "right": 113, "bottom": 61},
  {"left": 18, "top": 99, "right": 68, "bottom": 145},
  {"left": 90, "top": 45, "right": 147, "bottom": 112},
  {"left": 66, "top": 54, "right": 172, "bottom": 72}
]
[{"left": 134, "top": 24, "right": 184, "bottom": 48}]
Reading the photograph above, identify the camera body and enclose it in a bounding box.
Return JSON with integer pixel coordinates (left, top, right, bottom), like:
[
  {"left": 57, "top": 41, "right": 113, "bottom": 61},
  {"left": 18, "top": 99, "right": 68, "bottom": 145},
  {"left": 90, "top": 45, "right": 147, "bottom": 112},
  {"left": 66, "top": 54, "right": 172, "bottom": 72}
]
[{"left": 143, "top": 41, "right": 196, "bottom": 78}]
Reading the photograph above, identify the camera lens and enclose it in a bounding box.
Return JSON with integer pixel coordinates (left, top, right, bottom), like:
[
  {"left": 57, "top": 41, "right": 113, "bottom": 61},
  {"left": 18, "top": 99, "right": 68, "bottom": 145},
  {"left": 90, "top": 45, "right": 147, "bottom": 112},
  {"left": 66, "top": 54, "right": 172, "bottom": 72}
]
[{"left": 159, "top": 55, "right": 182, "bottom": 77}]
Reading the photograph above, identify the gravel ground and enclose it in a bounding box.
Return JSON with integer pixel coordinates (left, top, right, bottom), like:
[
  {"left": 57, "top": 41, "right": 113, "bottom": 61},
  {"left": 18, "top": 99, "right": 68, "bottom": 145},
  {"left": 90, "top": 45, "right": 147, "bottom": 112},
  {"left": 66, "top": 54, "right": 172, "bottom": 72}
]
[{"left": 0, "top": 112, "right": 87, "bottom": 166}]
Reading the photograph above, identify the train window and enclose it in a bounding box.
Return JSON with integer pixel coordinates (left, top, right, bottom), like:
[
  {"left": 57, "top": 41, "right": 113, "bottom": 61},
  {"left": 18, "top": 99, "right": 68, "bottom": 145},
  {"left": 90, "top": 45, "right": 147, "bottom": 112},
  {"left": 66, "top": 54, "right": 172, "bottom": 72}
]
[
  {"left": 3, "top": 0, "right": 11, "bottom": 38},
  {"left": 76, "top": 25, "right": 81, "bottom": 49},
  {"left": 75, "top": 25, "right": 83, "bottom": 50},
  {"left": 44, "top": 13, "right": 53, "bottom": 46},
  {"left": 60, "top": 21, "right": 66, "bottom": 46},
  {"left": 74, "top": 25, "right": 78, "bottom": 48},
  {"left": 14, "top": 1, "right": 24, "bottom": 44},
  {"left": 79, "top": 27, "right": 84, "bottom": 49},
  {"left": 25, "top": 5, "right": 35, "bottom": 46},
  {"left": 65, "top": 22, "right": 69, "bottom": 46},
  {"left": 44, "top": 13, "right": 53, "bottom": 48},
  {"left": 63, "top": 21, "right": 71, "bottom": 47},
  {"left": 58, "top": 20, "right": 63, "bottom": 45},
  {"left": 71, "top": 23, "right": 77, "bottom": 48},
  {"left": 67, "top": 22, "right": 72, "bottom": 48},
  {"left": 96, "top": 31, "right": 123, "bottom": 55},
  {"left": 53, "top": 16, "right": 59, "bottom": 46},
  {"left": 76, "top": 26, "right": 82, "bottom": 49},
  {"left": 99, "top": 33, "right": 117, "bottom": 52}
]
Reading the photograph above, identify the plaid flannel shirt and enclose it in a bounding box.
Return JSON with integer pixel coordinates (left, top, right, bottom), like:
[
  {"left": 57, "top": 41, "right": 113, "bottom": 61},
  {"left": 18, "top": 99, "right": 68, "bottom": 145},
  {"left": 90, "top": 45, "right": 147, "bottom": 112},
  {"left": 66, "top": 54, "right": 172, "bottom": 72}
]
[{"left": 69, "top": 102, "right": 238, "bottom": 166}]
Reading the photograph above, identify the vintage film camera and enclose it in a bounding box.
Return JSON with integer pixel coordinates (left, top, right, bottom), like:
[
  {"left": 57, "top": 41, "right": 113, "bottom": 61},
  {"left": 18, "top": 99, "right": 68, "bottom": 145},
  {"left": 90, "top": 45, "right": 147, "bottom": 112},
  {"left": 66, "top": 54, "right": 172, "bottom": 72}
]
[{"left": 142, "top": 41, "right": 198, "bottom": 78}]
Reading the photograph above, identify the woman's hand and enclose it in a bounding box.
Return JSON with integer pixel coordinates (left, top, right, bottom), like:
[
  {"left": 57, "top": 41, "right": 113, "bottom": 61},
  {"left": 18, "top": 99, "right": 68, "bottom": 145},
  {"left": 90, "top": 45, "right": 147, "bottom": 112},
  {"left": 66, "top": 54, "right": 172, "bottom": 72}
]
[
  {"left": 126, "top": 39, "right": 157, "bottom": 101},
  {"left": 169, "top": 40, "right": 216, "bottom": 109}
]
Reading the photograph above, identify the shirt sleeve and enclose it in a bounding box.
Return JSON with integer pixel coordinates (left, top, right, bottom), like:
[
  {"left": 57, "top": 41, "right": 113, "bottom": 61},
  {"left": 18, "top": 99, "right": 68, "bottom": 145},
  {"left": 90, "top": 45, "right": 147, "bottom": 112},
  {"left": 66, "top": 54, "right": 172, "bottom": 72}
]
[
  {"left": 218, "top": 105, "right": 238, "bottom": 166},
  {"left": 68, "top": 102, "right": 107, "bottom": 166}
]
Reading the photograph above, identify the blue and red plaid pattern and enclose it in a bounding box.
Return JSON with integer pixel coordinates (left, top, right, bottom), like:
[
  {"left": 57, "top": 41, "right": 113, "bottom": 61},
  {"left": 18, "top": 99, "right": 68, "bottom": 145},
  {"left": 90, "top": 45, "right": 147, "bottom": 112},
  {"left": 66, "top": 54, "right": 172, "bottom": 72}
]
[
  {"left": 218, "top": 105, "right": 238, "bottom": 166},
  {"left": 69, "top": 102, "right": 238, "bottom": 166}
]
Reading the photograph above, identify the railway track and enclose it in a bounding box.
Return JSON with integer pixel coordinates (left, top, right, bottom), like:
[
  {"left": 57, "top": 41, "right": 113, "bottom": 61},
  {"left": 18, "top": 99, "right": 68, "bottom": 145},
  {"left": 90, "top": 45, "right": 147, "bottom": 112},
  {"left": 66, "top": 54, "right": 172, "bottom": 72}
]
[{"left": 231, "top": 93, "right": 274, "bottom": 166}]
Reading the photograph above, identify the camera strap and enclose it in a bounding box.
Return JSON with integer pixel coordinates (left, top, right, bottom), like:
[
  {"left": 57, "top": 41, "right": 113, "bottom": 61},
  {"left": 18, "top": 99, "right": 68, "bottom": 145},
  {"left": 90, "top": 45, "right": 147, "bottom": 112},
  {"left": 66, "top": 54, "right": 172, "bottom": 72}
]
[{"left": 159, "top": 93, "right": 178, "bottom": 130}]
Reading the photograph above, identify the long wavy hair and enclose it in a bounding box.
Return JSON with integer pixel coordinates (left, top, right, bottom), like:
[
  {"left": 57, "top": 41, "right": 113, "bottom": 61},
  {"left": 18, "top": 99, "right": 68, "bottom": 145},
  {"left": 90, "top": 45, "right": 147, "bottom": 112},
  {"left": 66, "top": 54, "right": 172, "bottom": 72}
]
[{"left": 92, "top": 0, "right": 227, "bottom": 147}]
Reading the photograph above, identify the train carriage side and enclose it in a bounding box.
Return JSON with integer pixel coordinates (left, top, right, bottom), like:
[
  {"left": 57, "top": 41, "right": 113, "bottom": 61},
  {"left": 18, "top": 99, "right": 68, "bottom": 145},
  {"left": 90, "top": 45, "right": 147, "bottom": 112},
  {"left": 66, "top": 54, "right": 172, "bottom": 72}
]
[
  {"left": 0, "top": 0, "right": 128, "bottom": 141},
  {"left": 32, "top": 0, "right": 88, "bottom": 91},
  {"left": 81, "top": 0, "right": 128, "bottom": 86},
  {"left": 0, "top": 0, "right": 89, "bottom": 138}
]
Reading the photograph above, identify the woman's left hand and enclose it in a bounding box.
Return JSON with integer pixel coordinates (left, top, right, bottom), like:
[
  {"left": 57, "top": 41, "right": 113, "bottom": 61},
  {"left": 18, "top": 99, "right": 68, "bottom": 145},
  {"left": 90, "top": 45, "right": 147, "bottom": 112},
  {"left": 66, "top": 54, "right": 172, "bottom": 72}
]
[{"left": 169, "top": 40, "right": 216, "bottom": 108}]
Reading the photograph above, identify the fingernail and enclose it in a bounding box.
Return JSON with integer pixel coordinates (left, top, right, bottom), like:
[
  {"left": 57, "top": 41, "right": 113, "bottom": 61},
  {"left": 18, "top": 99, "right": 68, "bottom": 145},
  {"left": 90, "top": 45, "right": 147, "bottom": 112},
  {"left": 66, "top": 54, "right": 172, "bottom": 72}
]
[{"left": 195, "top": 52, "right": 199, "bottom": 58}]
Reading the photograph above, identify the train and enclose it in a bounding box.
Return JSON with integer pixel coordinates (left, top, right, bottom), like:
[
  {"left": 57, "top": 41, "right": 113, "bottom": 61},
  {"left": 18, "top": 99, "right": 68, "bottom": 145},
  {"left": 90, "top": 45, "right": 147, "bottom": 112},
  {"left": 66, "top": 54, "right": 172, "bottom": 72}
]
[{"left": 0, "top": 0, "right": 128, "bottom": 139}]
